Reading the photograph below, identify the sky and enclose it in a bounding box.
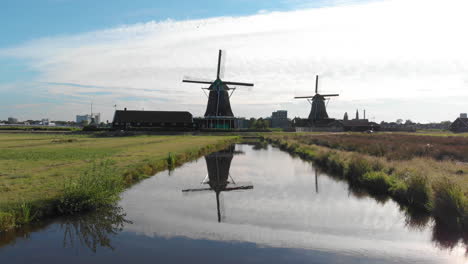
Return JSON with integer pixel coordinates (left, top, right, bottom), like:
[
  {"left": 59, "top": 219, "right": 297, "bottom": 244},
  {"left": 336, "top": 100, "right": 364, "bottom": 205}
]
[{"left": 0, "top": 0, "right": 467, "bottom": 123}]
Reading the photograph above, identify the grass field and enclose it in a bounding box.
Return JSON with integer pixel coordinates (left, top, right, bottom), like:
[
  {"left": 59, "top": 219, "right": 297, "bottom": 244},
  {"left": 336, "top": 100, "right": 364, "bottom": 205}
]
[
  {"left": 0, "top": 133, "right": 236, "bottom": 230},
  {"left": 264, "top": 132, "right": 468, "bottom": 235}
]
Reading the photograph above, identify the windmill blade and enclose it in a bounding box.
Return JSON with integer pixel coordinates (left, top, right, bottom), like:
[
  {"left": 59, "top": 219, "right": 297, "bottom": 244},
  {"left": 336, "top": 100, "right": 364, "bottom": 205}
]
[
  {"left": 294, "top": 96, "right": 314, "bottom": 99},
  {"left": 183, "top": 80, "right": 213, "bottom": 85},
  {"left": 223, "top": 185, "right": 254, "bottom": 191},
  {"left": 315, "top": 75, "right": 319, "bottom": 94},
  {"left": 218, "top": 49, "right": 226, "bottom": 79},
  {"left": 182, "top": 187, "right": 212, "bottom": 192},
  {"left": 224, "top": 81, "right": 254, "bottom": 87},
  {"left": 322, "top": 94, "right": 339, "bottom": 97},
  {"left": 216, "top": 50, "right": 222, "bottom": 79},
  {"left": 183, "top": 75, "right": 214, "bottom": 84},
  {"left": 227, "top": 181, "right": 253, "bottom": 187},
  {"left": 218, "top": 192, "right": 225, "bottom": 222}
]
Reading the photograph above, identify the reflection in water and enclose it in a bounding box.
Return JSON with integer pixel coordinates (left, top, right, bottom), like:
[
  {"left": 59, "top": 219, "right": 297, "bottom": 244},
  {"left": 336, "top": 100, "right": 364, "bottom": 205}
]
[
  {"left": 61, "top": 206, "right": 132, "bottom": 252},
  {"left": 315, "top": 167, "right": 319, "bottom": 193},
  {"left": 182, "top": 145, "right": 253, "bottom": 222}
]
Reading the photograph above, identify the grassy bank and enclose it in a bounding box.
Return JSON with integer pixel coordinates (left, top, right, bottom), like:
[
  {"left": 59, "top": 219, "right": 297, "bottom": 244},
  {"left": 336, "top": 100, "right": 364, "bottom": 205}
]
[
  {"left": 0, "top": 133, "right": 237, "bottom": 231},
  {"left": 263, "top": 133, "right": 468, "bottom": 234}
]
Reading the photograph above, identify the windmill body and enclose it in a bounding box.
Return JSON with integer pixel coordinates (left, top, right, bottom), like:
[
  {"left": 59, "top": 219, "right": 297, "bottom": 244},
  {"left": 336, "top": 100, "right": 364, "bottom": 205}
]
[
  {"left": 204, "top": 80, "right": 234, "bottom": 117},
  {"left": 183, "top": 50, "right": 253, "bottom": 129}
]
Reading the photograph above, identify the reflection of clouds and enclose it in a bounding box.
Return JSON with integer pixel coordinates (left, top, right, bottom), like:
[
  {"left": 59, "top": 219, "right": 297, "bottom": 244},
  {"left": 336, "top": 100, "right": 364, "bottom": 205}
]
[
  {"left": 119, "top": 144, "right": 464, "bottom": 262},
  {"left": 1, "top": 0, "right": 468, "bottom": 121}
]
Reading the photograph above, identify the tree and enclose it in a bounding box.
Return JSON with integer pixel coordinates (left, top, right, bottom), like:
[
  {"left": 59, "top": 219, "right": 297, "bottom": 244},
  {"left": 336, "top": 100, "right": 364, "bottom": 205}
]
[
  {"left": 396, "top": 119, "right": 403, "bottom": 124},
  {"left": 404, "top": 119, "right": 414, "bottom": 126},
  {"left": 249, "top": 118, "right": 257, "bottom": 129}
]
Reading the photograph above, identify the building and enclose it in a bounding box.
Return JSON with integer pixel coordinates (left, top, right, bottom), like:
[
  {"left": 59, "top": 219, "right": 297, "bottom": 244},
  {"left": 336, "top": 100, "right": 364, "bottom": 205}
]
[
  {"left": 40, "top": 118, "right": 55, "bottom": 126},
  {"left": 76, "top": 113, "right": 101, "bottom": 125},
  {"left": 112, "top": 109, "right": 193, "bottom": 129},
  {"left": 449, "top": 113, "right": 468, "bottom": 133},
  {"left": 271, "top": 110, "right": 289, "bottom": 129},
  {"left": 7, "top": 117, "right": 18, "bottom": 124},
  {"left": 234, "top": 117, "right": 249, "bottom": 129}
]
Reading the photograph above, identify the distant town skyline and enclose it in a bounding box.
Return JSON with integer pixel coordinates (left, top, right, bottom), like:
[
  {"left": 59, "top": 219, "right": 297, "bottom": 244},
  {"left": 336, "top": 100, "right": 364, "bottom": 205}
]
[{"left": 1, "top": 0, "right": 467, "bottom": 123}]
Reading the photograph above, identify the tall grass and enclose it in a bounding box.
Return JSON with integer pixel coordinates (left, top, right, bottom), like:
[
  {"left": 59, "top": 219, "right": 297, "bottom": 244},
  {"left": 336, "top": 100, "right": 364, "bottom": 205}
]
[
  {"left": 433, "top": 179, "right": 467, "bottom": 227},
  {"left": 57, "top": 160, "right": 124, "bottom": 215},
  {"left": 291, "top": 133, "right": 468, "bottom": 162}
]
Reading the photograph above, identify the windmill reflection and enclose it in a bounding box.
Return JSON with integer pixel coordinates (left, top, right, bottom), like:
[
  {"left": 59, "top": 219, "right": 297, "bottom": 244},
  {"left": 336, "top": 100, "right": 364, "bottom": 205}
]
[
  {"left": 315, "top": 167, "right": 319, "bottom": 194},
  {"left": 182, "top": 145, "right": 253, "bottom": 222}
]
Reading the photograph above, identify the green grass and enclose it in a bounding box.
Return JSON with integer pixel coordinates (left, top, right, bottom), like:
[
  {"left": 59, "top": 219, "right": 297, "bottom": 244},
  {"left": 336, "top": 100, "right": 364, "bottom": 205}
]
[{"left": 0, "top": 133, "right": 237, "bottom": 231}]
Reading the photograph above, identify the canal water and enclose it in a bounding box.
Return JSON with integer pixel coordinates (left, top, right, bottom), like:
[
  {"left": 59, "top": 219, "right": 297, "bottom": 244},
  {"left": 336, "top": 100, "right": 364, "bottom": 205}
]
[{"left": 0, "top": 144, "right": 465, "bottom": 263}]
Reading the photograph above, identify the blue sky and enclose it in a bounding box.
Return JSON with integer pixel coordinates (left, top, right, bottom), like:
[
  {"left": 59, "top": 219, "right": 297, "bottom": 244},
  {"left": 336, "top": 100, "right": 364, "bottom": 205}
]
[
  {"left": 1, "top": 0, "right": 349, "bottom": 48},
  {"left": 1, "top": 0, "right": 467, "bottom": 122}
]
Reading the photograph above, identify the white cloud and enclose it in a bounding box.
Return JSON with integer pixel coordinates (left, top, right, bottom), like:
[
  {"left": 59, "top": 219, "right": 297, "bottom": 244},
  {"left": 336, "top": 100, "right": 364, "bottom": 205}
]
[{"left": 1, "top": 0, "right": 467, "bottom": 122}]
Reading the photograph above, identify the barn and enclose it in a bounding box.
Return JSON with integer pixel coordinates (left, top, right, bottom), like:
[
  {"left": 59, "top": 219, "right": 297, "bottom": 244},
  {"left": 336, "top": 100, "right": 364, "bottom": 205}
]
[
  {"left": 449, "top": 114, "right": 468, "bottom": 133},
  {"left": 112, "top": 109, "right": 194, "bottom": 129}
]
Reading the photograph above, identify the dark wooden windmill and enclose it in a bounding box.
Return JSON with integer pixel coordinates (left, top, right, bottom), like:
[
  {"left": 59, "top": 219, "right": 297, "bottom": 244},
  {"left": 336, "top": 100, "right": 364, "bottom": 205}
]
[
  {"left": 183, "top": 50, "right": 254, "bottom": 129},
  {"left": 294, "top": 75, "right": 339, "bottom": 122},
  {"left": 182, "top": 145, "right": 253, "bottom": 222}
]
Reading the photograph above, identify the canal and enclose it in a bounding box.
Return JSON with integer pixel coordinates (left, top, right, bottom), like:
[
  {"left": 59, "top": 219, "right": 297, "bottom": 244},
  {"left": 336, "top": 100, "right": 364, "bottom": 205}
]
[{"left": 0, "top": 144, "right": 465, "bottom": 263}]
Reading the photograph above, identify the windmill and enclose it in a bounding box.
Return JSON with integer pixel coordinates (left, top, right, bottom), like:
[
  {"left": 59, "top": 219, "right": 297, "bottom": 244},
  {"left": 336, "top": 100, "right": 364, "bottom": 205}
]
[
  {"left": 294, "top": 75, "right": 339, "bottom": 122},
  {"left": 182, "top": 145, "right": 253, "bottom": 222},
  {"left": 183, "top": 50, "right": 254, "bottom": 129}
]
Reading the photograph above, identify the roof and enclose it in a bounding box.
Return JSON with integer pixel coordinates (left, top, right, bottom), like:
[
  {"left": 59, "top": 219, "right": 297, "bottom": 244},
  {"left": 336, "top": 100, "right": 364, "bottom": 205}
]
[
  {"left": 113, "top": 110, "right": 193, "bottom": 123},
  {"left": 452, "top": 118, "right": 468, "bottom": 128}
]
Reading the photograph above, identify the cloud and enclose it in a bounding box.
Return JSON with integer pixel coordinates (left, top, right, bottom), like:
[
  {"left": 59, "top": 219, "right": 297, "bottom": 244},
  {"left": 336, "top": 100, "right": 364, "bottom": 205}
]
[{"left": 1, "top": 0, "right": 467, "bottom": 122}]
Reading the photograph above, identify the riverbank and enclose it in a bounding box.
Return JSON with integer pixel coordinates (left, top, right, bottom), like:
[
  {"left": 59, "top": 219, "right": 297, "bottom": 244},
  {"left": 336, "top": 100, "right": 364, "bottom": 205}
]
[
  {"left": 0, "top": 133, "right": 237, "bottom": 231},
  {"left": 263, "top": 133, "right": 468, "bottom": 235}
]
